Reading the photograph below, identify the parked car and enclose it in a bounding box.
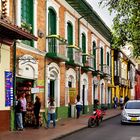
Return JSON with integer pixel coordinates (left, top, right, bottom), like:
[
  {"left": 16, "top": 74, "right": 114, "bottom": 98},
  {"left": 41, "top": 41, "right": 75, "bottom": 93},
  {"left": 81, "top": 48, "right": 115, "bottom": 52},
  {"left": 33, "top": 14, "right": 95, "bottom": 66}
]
[{"left": 121, "top": 100, "right": 140, "bottom": 124}]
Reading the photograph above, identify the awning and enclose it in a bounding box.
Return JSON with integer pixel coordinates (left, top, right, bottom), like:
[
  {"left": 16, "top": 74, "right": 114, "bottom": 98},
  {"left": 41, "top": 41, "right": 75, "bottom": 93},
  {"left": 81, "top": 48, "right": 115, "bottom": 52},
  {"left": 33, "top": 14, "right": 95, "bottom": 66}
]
[{"left": 0, "top": 18, "right": 38, "bottom": 45}]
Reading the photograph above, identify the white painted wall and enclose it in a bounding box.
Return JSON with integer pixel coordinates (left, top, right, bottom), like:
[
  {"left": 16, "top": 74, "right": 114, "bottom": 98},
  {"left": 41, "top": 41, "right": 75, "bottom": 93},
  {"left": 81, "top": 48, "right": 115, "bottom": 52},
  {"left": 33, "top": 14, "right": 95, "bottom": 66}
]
[{"left": 0, "top": 44, "right": 10, "bottom": 110}]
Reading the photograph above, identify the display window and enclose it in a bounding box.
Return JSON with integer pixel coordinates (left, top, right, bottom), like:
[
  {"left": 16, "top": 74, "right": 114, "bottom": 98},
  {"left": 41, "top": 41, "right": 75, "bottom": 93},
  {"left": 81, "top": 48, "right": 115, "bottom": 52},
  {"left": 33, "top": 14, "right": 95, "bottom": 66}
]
[{"left": 16, "top": 78, "right": 35, "bottom": 127}]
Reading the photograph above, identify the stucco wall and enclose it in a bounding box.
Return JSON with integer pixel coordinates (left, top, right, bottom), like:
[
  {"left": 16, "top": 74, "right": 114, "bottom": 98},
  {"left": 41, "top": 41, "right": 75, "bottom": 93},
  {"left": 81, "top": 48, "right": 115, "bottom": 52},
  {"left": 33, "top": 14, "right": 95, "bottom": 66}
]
[{"left": 0, "top": 44, "right": 10, "bottom": 110}]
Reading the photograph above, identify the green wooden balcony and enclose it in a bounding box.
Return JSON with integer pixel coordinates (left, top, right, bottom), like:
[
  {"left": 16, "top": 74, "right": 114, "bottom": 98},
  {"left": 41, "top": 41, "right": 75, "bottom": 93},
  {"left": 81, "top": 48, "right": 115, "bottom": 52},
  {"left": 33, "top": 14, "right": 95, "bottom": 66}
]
[
  {"left": 103, "top": 65, "right": 110, "bottom": 75},
  {"left": 67, "top": 45, "right": 83, "bottom": 66},
  {"left": 46, "top": 35, "right": 68, "bottom": 61},
  {"left": 99, "top": 64, "right": 111, "bottom": 78},
  {"left": 82, "top": 53, "right": 95, "bottom": 71}
]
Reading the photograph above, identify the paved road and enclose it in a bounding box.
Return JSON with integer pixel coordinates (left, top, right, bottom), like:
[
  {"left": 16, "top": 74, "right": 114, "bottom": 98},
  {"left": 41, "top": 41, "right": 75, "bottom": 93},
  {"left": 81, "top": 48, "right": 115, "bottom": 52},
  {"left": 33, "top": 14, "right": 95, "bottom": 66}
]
[{"left": 57, "top": 116, "right": 140, "bottom": 140}]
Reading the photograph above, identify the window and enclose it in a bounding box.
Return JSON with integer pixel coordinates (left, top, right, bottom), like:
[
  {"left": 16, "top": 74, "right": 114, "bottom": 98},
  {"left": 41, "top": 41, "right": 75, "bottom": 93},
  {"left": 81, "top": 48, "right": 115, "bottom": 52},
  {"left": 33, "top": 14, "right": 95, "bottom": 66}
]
[
  {"left": 67, "top": 22, "right": 73, "bottom": 45},
  {"left": 21, "top": 0, "right": 33, "bottom": 46},
  {"left": 100, "top": 48, "right": 103, "bottom": 71},
  {"left": 92, "top": 41, "right": 96, "bottom": 69},
  {"left": 107, "top": 52, "right": 110, "bottom": 66},
  {"left": 48, "top": 8, "right": 57, "bottom": 53},
  {"left": 82, "top": 33, "right": 86, "bottom": 63},
  {"left": 48, "top": 8, "right": 56, "bottom": 35},
  {"left": 67, "top": 22, "right": 73, "bottom": 59},
  {"left": 125, "top": 102, "right": 140, "bottom": 109},
  {"left": 82, "top": 33, "right": 86, "bottom": 53}
]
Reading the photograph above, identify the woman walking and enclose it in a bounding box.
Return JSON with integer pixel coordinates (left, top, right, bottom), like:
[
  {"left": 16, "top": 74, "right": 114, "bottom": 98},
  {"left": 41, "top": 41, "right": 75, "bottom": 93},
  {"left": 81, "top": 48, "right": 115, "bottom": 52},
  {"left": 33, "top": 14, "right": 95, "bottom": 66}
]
[{"left": 46, "top": 98, "right": 56, "bottom": 128}]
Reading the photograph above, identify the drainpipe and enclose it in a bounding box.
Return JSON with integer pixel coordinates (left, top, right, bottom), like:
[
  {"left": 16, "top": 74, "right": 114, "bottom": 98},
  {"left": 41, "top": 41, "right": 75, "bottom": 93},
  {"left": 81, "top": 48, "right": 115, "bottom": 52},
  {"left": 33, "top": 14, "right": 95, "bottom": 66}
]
[
  {"left": 77, "top": 16, "right": 85, "bottom": 99},
  {"left": 11, "top": 41, "right": 17, "bottom": 131},
  {"left": 77, "top": 14, "right": 91, "bottom": 99}
]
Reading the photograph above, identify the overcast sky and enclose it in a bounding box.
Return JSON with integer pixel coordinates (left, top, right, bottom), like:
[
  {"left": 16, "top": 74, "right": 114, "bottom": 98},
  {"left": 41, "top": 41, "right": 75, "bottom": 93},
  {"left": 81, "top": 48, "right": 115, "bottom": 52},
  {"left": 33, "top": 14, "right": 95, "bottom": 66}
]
[{"left": 86, "top": 0, "right": 115, "bottom": 29}]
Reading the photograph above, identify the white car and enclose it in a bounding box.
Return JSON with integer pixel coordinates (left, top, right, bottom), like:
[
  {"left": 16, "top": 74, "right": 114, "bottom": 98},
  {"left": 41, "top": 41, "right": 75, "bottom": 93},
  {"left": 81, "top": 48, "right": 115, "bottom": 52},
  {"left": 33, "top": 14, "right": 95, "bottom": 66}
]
[{"left": 121, "top": 100, "right": 140, "bottom": 124}]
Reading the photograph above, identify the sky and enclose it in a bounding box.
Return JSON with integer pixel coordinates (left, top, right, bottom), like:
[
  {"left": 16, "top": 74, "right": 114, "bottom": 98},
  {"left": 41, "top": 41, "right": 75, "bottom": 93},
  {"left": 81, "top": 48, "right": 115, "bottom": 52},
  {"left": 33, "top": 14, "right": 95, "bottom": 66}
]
[{"left": 86, "top": 0, "right": 115, "bottom": 29}]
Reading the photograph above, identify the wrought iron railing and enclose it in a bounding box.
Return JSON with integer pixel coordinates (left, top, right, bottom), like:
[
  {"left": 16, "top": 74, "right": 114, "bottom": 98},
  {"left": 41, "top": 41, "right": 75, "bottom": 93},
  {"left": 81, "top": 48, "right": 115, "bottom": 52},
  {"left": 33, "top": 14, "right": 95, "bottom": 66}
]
[{"left": 46, "top": 34, "right": 68, "bottom": 58}]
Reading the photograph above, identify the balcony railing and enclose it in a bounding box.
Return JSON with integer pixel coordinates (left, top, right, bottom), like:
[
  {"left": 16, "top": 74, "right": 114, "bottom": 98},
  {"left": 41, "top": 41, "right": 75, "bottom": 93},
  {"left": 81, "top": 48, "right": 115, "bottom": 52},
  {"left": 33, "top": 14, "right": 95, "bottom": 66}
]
[
  {"left": 67, "top": 45, "right": 83, "bottom": 66},
  {"left": 46, "top": 35, "right": 68, "bottom": 61},
  {"left": 82, "top": 53, "right": 95, "bottom": 71},
  {"left": 103, "top": 65, "right": 110, "bottom": 75},
  {"left": 98, "top": 64, "right": 111, "bottom": 76}
]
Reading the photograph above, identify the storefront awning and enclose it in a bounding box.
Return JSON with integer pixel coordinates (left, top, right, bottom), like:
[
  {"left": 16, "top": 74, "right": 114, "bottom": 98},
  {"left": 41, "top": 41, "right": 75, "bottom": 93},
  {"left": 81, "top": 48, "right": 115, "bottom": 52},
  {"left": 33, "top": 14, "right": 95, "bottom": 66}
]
[{"left": 0, "top": 18, "right": 38, "bottom": 45}]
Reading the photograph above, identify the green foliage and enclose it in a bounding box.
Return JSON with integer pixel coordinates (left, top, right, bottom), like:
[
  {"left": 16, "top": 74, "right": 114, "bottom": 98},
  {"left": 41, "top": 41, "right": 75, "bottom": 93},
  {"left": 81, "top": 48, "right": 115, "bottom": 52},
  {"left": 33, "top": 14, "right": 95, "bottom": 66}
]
[
  {"left": 99, "top": 0, "right": 140, "bottom": 57},
  {"left": 21, "top": 20, "right": 32, "bottom": 32}
]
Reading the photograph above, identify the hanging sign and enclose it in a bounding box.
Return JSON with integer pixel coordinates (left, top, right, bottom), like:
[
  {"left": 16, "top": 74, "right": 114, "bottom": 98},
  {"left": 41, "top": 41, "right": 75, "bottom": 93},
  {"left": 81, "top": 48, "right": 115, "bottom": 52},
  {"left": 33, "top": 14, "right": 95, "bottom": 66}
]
[{"left": 5, "top": 71, "right": 13, "bottom": 106}]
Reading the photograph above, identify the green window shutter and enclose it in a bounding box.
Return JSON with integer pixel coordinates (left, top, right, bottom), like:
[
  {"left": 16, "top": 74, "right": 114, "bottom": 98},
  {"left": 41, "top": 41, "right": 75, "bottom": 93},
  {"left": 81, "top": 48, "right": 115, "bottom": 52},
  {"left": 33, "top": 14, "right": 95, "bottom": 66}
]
[
  {"left": 48, "top": 8, "right": 56, "bottom": 35},
  {"left": 100, "top": 48, "right": 103, "bottom": 71},
  {"left": 82, "top": 33, "right": 86, "bottom": 53},
  {"left": 82, "top": 33, "right": 86, "bottom": 63},
  {"left": 21, "top": 0, "right": 33, "bottom": 30},
  {"left": 67, "top": 22, "right": 73, "bottom": 45},
  {"left": 48, "top": 8, "right": 57, "bottom": 53},
  {"left": 93, "top": 41, "right": 96, "bottom": 69},
  {"left": 21, "top": 0, "right": 33, "bottom": 47},
  {"left": 67, "top": 22, "right": 73, "bottom": 59},
  {"left": 107, "top": 52, "right": 110, "bottom": 66}
]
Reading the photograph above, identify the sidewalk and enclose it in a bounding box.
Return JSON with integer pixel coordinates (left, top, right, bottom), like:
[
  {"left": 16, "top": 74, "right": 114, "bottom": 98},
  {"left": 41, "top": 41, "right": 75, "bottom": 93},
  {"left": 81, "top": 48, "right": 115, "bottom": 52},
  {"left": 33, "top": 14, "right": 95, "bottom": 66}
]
[{"left": 0, "top": 109, "right": 121, "bottom": 140}]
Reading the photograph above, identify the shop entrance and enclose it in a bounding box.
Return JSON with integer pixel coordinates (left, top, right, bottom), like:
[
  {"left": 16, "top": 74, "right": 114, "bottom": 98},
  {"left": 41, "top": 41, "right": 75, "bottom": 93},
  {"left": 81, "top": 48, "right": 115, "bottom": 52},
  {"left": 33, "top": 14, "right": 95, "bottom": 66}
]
[
  {"left": 16, "top": 77, "right": 34, "bottom": 127},
  {"left": 82, "top": 85, "right": 85, "bottom": 114},
  {"left": 50, "top": 80, "right": 55, "bottom": 99},
  {"left": 68, "top": 81, "right": 72, "bottom": 117}
]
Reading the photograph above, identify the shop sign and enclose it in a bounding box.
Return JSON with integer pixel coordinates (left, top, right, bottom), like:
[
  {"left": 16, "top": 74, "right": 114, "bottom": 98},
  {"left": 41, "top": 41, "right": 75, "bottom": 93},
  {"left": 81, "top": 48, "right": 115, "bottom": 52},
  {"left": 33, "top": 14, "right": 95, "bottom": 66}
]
[
  {"left": 37, "top": 80, "right": 44, "bottom": 93},
  {"left": 5, "top": 71, "right": 13, "bottom": 106},
  {"left": 69, "top": 88, "right": 76, "bottom": 104},
  {"left": 31, "top": 87, "right": 40, "bottom": 93}
]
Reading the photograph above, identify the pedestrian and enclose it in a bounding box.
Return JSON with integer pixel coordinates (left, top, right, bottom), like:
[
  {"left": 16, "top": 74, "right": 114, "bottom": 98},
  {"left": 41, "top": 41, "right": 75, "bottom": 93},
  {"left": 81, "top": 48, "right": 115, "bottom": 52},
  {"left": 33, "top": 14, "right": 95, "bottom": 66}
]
[
  {"left": 113, "top": 95, "right": 118, "bottom": 109},
  {"left": 33, "top": 96, "right": 41, "bottom": 129},
  {"left": 76, "top": 99, "right": 83, "bottom": 119},
  {"left": 119, "top": 96, "right": 124, "bottom": 110},
  {"left": 93, "top": 99, "right": 100, "bottom": 111},
  {"left": 46, "top": 98, "right": 56, "bottom": 128},
  {"left": 15, "top": 94, "right": 23, "bottom": 131},
  {"left": 20, "top": 93, "right": 27, "bottom": 127},
  {"left": 124, "top": 95, "right": 129, "bottom": 104}
]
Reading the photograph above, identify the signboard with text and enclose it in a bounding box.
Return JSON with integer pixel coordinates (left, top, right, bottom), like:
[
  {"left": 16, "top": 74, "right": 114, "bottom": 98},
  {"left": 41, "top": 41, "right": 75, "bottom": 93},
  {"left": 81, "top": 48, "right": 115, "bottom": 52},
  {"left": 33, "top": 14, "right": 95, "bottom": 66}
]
[
  {"left": 69, "top": 88, "right": 76, "bottom": 104},
  {"left": 5, "top": 71, "right": 13, "bottom": 106}
]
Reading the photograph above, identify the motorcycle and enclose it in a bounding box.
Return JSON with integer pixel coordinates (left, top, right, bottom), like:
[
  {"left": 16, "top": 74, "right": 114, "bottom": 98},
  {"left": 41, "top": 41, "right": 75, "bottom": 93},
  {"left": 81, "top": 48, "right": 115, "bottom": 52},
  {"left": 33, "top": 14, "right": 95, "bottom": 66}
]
[{"left": 88, "top": 108, "right": 106, "bottom": 127}]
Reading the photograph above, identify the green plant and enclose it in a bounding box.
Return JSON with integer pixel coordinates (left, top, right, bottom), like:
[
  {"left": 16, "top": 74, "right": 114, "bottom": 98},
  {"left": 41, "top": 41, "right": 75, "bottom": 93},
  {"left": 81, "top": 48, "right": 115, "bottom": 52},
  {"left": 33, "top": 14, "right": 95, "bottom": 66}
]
[{"left": 21, "top": 20, "right": 32, "bottom": 32}]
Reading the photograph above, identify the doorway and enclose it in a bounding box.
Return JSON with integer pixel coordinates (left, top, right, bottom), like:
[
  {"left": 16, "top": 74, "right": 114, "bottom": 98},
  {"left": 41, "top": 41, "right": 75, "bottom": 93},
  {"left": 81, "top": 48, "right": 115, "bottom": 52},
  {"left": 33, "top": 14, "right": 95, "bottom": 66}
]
[
  {"left": 50, "top": 80, "right": 55, "bottom": 99},
  {"left": 82, "top": 85, "right": 85, "bottom": 114}
]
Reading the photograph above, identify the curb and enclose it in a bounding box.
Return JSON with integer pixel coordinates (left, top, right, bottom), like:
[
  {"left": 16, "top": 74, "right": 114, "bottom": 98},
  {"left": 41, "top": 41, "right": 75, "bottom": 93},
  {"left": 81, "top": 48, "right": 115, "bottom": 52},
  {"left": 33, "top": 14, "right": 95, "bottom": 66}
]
[{"left": 53, "top": 113, "right": 121, "bottom": 140}]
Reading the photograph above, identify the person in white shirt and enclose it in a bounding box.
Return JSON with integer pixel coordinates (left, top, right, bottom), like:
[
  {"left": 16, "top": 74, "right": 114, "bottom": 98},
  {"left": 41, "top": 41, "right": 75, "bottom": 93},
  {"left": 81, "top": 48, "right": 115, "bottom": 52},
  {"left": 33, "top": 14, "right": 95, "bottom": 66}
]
[
  {"left": 20, "top": 93, "right": 27, "bottom": 127},
  {"left": 76, "top": 99, "right": 83, "bottom": 119},
  {"left": 119, "top": 96, "right": 124, "bottom": 110},
  {"left": 46, "top": 98, "right": 56, "bottom": 128}
]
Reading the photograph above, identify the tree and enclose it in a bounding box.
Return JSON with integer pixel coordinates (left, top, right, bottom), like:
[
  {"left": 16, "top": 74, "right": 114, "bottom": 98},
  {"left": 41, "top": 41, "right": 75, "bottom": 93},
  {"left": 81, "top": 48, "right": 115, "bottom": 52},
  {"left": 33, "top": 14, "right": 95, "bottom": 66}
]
[{"left": 99, "top": 0, "right": 140, "bottom": 57}]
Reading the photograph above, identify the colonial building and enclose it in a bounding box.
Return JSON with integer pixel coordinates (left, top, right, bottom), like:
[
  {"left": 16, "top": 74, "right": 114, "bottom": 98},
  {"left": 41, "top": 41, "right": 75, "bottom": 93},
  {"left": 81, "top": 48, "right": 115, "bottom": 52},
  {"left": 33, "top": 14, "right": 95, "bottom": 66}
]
[
  {"left": 1, "top": 0, "right": 112, "bottom": 131},
  {"left": 45, "top": 0, "right": 112, "bottom": 118},
  {"left": 135, "top": 69, "right": 140, "bottom": 100},
  {"left": 113, "top": 49, "right": 135, "bottom": 100},
  {"left": 0, "top": 0, "right": 37, "bottom": 131}
]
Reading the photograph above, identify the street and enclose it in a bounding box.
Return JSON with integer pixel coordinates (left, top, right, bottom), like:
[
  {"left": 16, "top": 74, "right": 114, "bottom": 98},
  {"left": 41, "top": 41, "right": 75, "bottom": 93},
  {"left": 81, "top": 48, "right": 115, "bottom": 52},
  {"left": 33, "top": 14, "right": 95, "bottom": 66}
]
[{"left": 57, "top": 116, "right": 140, "bottom": 140}]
